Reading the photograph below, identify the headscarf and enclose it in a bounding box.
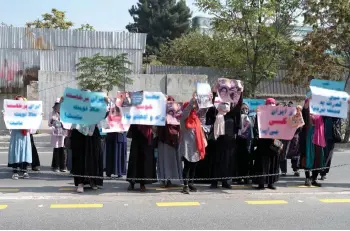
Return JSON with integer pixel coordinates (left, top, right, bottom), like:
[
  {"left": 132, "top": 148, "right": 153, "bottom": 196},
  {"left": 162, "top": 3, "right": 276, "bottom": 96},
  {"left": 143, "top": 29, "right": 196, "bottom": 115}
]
[
  {"left": 312, "top": 115, "right": 326, "bottom": 147},
  {"left": 137, "top": 125, "right": 152, "bottom": 145},
  {"left": 238, "top": 103, "right": 254, "bottom": 139},
  {"left": 265, "top": 98, "right": 276, "bottom": 105},
  {"left": 182, "top": 101, "right": 206, "bottom": 160},
  {"left": 158, "top": 95, "right": 180, "bottom": 148},
  {"left": 214, "top": 102, "right": 230, "bottom": 139},
  {"left": 14, "top": 95, "right": 28, "bottom": 136}
]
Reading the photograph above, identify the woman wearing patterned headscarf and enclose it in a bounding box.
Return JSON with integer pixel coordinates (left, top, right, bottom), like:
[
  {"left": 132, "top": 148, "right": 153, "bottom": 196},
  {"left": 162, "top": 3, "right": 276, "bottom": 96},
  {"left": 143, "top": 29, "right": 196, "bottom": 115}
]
[{"left": 252, "top": 98, "right": 282, "bottom": 190}]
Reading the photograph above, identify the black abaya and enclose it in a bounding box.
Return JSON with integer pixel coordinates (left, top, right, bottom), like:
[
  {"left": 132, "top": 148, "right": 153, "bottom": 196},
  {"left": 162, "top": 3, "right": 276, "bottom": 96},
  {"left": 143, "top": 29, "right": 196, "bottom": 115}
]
[
  {"left": 30, "top": 134, "right": 40, "bottom": 169},
  {"left": 252, "top": 117, "right": 280, "bottom": 185},
  {"left": 71, "top": 127, "right": 104, "bottom": 187},
  {"left": 126, "top": 125, "right": 156, "bottom": 185},
  {"left": 105, "top": 132, "right": 127, "bottom": 177}
]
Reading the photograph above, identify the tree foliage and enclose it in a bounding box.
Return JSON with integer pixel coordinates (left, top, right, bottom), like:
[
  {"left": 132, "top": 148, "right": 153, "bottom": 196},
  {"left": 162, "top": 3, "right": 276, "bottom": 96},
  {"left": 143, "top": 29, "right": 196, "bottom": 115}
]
[
  {"left": 159, "top": 31, "right": 244, "bottom": 69},
  {"left": 77, "top": 24, "right": 95, "bottom": 31},
  {"left": 195, "top": 0, "right": 301, "bottom": 96},
  {"left": 286, "top": 0, "right": 350, "bottom": 86},
  {"left": 76, "top": 53, "right": 133, "bottom": 92},
  {"left": 26, "top": 8, "right": 74, "bottom": 29},
  {"left": 126, "top": 0, "right": 192, "bottom": 55}
]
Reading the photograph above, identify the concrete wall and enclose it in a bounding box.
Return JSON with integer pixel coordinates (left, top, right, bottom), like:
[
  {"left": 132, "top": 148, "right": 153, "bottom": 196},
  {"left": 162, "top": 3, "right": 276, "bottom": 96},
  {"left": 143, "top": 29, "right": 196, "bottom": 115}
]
[{"left": 34, "top": 71, "right": 208, "bottom": 131}]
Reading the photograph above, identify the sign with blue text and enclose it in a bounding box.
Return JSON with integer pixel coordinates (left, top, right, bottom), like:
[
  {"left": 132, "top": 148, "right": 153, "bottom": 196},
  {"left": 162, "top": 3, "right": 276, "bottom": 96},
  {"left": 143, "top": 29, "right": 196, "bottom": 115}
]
[
  {"left": 60, "top": 88, "right": 107, "bottom": 125},
  {"left": 310, "top": 86, "right": 349, "bottom": 119},
  {"left": 3, "top": 100, "right": 42, "bottom": 129},
  {"left": 120, "top": 91, "right": 166, "bottom": 126}
]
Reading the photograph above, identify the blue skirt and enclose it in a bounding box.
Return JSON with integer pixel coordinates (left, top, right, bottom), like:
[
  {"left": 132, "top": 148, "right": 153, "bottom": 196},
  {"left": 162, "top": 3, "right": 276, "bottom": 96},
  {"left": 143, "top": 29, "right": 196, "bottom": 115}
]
[{"left": 8, "top": 130, "right": 32, "bottom": 165}]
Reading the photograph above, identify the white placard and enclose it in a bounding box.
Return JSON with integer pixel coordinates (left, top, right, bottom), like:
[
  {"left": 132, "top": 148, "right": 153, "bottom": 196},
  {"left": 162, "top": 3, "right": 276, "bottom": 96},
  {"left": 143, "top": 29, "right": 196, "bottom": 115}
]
[
  {"left": 3, "top": 99, "right": 43, "bottom": 130},
  {"left": 310, "top": 86, "right": 349, "bottom": 119}
]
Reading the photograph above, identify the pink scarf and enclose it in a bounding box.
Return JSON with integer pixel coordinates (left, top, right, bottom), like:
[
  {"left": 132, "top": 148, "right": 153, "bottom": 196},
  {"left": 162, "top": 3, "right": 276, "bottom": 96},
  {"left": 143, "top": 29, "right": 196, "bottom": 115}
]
[{"left": 312, "top": 115, "right": 326, "bottom": 148}]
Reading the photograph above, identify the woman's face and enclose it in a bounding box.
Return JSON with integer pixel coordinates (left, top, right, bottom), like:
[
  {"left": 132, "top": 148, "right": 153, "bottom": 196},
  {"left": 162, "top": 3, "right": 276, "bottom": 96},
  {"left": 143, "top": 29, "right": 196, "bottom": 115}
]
[{"left": 220, "top": 88, "right": 228, "bottom": 96}]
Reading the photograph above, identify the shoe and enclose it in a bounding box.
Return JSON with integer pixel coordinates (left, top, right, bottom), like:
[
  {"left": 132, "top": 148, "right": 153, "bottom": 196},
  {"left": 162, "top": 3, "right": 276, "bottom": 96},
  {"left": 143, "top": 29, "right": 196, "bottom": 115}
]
[
  {"left": 97, "top": 185, "right": 103, "bottom": 189},
  {"left": 320, "top": 176, "right": 326, "bottom": 181},
  {"left": 210, "top": 183, "right": 218, "bottom": 189},
  {"left": 52, "top": 168, "right": 59, "bottom": 173},
  {"left": 267, "top": 184, "right": 276, "bottom": 190},
  {"left": 182, "top": 186, "right": 190, "bottom": 194},
  {"left": 77, "top": 184, "right": 84, "bottom": 193},
  {"left": 60, "top": 169, "right": 68, "bottom": 173},
  {"left": 281, "top": 173, "right": 287, "bottom": 177},
  {"left": 23, "top": 173, "right": 30, "bottom": 179},
  {"left": 304, "top": 178, "right": 312, "bottom": 187},
  {"left": 12, "top": 173, "right": 19, "bottom": 180},
  {"left": 255, "top": 185, "right": 265, "bottom": 190},
  {"left": 312, "top": 181, "right": 322, "bottom": 187},
  {"left": 32, "top": 167, "right": 40, "bottom": 171},
  {"left": 294, "top": 171, "right": 300, "bottom": 177},
  {"left": 188, "top": 184, "right": 197, "bottom": 192},
  {"left": 127, "top": 183, "right": 135, "bottom": 191},
  {"left": 166, "top": 180, "right": 172, "bottom": 188}
]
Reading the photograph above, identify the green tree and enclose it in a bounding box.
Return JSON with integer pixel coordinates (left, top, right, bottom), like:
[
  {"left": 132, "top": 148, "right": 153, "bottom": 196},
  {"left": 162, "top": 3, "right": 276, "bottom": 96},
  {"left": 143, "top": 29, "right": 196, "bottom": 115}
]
[
  {"left": 77, "top": 24, "right": 95, "bottom": 31},
  {"left": 159, "top": 31, "right": 244, "bottom": 69},
  {"left": 288, "top": 0, "right": 350, "bottom": 141},
  {"left": 76, "top": 53, "right": 133, "bottom": 93},
  {"left": 126, "top": 0, "right": 192, "bottom": 56},
  {"left": 26, "top": 8, "right": 74, "bottom": 29},
  {"left": 195, "top": 0, "right": 300, "bottom": 96}
]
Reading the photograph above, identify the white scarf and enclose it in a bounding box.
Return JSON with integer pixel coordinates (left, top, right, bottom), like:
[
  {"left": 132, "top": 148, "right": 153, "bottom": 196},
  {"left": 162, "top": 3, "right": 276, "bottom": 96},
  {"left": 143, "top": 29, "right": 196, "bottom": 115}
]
[{"left": 214, "top": 103, "right": 230, "bottom": 140}]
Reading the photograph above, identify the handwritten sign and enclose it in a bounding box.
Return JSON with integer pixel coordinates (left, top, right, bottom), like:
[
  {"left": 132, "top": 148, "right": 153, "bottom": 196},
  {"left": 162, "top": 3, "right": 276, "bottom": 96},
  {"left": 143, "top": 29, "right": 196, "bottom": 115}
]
[
  {"left": 243, "top": 99, "right": 265, "bottom": 115},
  {"left": 214, "top": 78, "right": 243, "bottom": 104},
  {"left": 166, "top": 102, "right": 183, "bottom": 125},
  {"left": 310, "top": 79, "right": 345, "bottom": 91},
  {"left": 120, "top": 91, "right": 166, "bottom": 126},
  {"left": 257, "top": 105, "right": 297, "bottom": 140},
  {"left": 196, "top": 83, "right": 213, "bottom": 109},
  {"left": 102, "top": 102, "right": 130, "bottom": 133},
  {"left": 60, "top": 88, "right": 107, "bottom": 125},
  {"left": 3, "top": 99, "right": 42, "bottom": 129},
  {"left": 309, "top": 86, "right": 349, "bottom": 119}
]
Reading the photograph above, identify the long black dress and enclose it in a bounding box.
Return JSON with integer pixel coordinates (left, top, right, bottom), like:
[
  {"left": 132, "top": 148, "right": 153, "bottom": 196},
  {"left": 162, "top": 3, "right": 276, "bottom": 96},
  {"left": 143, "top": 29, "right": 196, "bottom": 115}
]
[
  {"left": 30, "top": 134, "right": 40, "bottom": 170},
  {"left": 252, "top": 116, "right": 280, "bottom": 186},
  {"left": 126, "top": 125, "right": 157, "bottom": 186},
  {"left": 71, "top": 127, "right": 104, "bottom": 187}
]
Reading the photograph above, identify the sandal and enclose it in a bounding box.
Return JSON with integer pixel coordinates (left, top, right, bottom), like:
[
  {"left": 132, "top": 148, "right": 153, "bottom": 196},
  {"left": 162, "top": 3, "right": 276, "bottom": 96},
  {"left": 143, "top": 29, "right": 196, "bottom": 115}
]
[{"left": 140, "top": 184, "right": 146, "bottom": 192}]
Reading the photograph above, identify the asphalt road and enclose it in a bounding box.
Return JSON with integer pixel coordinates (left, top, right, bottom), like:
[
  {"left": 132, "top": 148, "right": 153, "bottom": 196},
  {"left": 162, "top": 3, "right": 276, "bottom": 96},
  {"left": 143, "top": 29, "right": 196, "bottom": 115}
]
[{"left": 1, "top": 135, "right": 350, "bottom": 229}]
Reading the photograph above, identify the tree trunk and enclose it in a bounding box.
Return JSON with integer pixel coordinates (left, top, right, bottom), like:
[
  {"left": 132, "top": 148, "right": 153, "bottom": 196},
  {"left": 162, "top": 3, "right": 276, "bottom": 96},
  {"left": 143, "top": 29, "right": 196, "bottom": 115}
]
[{"left": 342, "top": 72, "right": 350, "bottom": 142}]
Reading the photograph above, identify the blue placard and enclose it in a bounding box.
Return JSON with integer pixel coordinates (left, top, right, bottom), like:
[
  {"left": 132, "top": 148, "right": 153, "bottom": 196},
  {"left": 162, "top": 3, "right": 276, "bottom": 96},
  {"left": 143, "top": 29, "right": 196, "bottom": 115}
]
[
  {"left": 310, "top": 79, "right": 345, "bottom": 91},
  {"left": 243, "top": 99, "right": 265, "bottom": 115},
  {"left": 60, "top": 88, "right": 107, "bottom": 125}
]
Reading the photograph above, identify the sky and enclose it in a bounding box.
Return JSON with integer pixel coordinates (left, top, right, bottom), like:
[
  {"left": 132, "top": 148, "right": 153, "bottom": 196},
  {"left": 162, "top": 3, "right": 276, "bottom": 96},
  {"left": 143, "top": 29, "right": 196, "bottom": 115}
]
[{"left": 0, "top": 0, "right": 209, "bottom": 31}]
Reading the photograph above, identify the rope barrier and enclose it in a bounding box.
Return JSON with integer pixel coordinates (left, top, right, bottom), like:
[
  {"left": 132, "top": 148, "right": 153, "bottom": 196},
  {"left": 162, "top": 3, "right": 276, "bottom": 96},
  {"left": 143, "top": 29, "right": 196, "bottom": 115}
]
[{"left": 1, "top": 163, "right": 349, "bottom": 181}]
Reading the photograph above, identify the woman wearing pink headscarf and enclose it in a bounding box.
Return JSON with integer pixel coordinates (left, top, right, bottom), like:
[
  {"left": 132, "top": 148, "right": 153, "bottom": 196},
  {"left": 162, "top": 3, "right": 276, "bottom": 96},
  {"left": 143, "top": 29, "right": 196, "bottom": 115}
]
[
  {"left": 299, "top": 98, "right": 325, "bottom": 187},
  {"left": 252, "top": 98, "right": 282, "bottom": 190}
]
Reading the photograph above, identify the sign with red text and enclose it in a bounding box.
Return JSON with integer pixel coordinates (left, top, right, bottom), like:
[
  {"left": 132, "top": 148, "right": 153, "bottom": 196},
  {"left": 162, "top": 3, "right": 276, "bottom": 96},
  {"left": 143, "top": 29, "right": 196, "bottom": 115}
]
[
  {"left": 60, "top": 88, "right": 107, "bottom": 125},
  {"left": 257, "top": 105, "right": 297, "bottom": 140},
  {"left": 3, "top": 99, "right": 42, "bottom": 129},
  {"left": 117, "top": 91, "right": 166, "bottom": 126}
]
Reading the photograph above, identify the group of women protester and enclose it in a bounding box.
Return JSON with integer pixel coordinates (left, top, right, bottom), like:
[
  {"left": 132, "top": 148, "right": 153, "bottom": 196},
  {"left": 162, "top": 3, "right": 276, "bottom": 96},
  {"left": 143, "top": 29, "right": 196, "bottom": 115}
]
[{"left": 6, "top": 86, "right": 342, "bottom": 193}]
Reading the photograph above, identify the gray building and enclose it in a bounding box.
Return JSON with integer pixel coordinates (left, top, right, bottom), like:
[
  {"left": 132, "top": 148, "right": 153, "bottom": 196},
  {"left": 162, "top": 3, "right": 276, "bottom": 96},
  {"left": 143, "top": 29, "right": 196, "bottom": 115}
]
[{"left": 0, "top": 26, "right": 147, "bottom": 132}]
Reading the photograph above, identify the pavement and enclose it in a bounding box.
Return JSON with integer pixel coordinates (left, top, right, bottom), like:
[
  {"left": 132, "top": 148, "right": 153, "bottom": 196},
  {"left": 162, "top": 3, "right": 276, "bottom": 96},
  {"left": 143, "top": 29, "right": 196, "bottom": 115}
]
[{"left": 1, "top": 135, "right": 350, "bottom": 229}]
